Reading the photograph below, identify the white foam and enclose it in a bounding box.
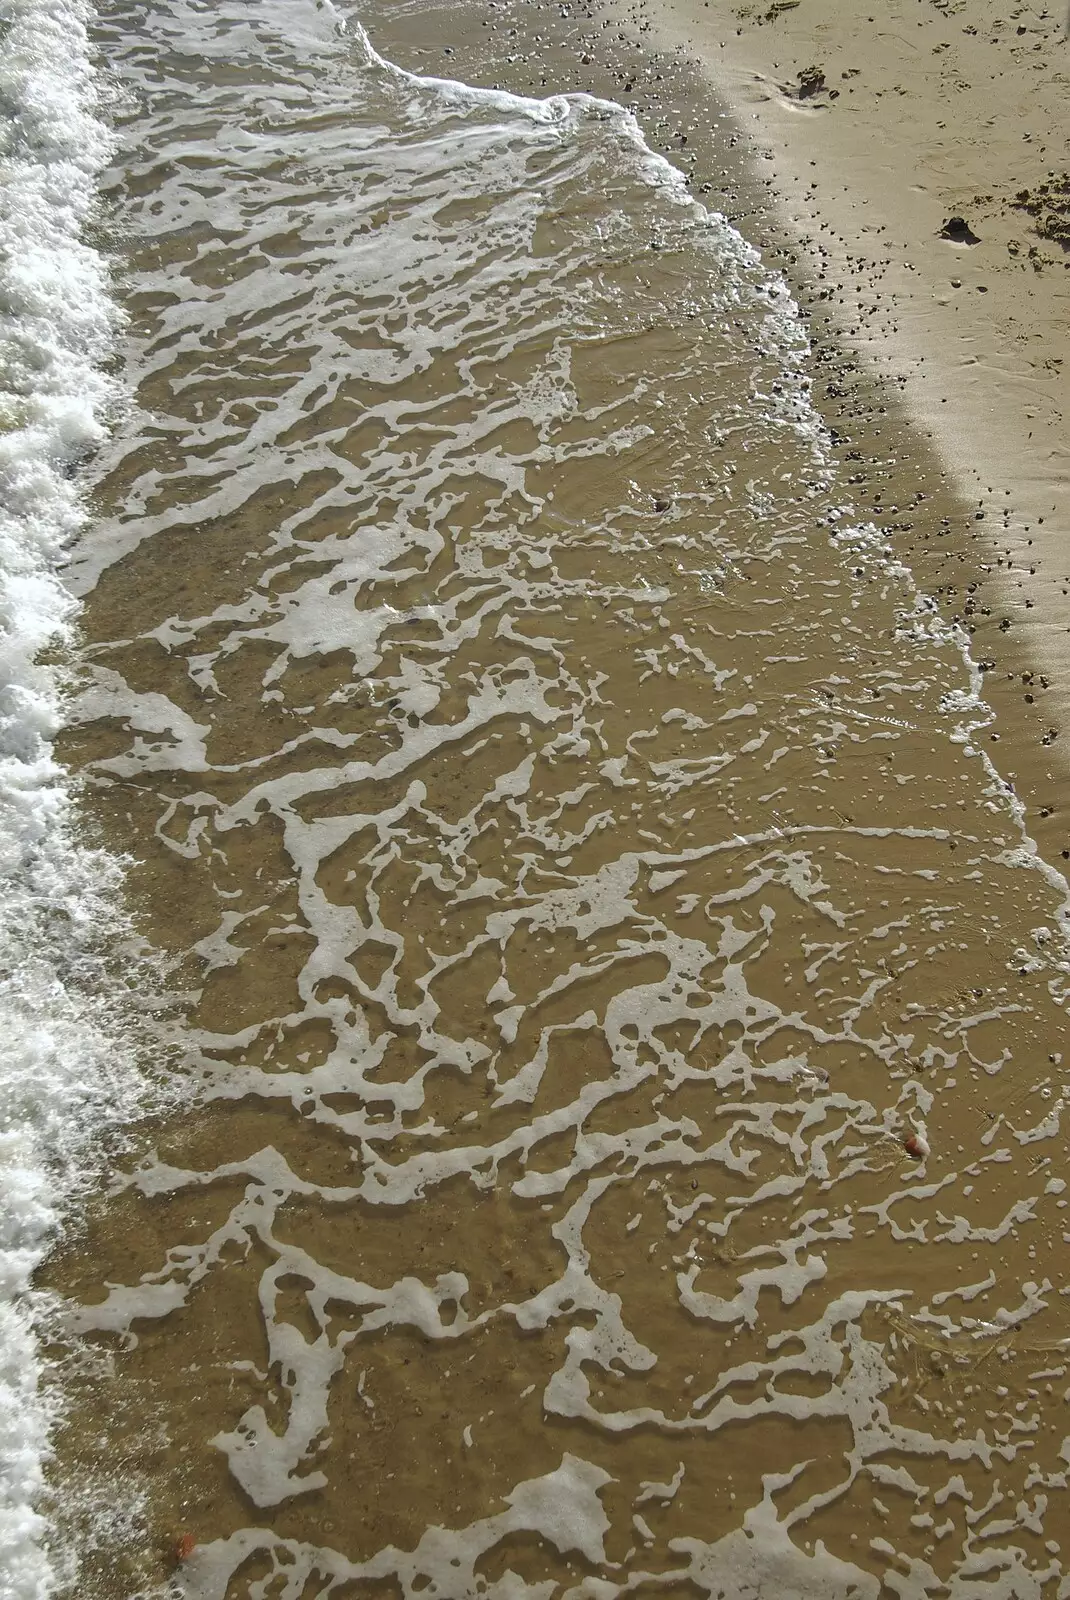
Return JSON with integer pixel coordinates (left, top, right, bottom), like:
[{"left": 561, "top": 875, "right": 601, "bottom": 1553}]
[
  {"left": 50, "top": 0, "right": 1070, "bottom": 1591},
  {"left": 0, "top": 0, "right": 144, "bottom": 1594}
]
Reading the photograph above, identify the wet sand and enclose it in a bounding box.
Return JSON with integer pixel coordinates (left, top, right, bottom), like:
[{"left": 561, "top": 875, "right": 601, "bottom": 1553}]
[
  {"left": 32, "top": 0, "right": 1070, "bottom": 1594},
  {"left": 395, "top": 0, "right": 1070, "bottom": 863},
  {"left": 439, "top": 0, "right": 1070, "bottom": 1009}
]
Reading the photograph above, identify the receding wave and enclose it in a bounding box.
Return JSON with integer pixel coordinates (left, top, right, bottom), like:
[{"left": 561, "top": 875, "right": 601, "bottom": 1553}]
[{"left": 35, "top": 0, "right": 1070, "bottom": 1594}]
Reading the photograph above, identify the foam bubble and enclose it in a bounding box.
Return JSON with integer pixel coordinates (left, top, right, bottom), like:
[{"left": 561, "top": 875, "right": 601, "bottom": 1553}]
[{"left": 0, "top": 0, "right": 146, "bottom": 1592}]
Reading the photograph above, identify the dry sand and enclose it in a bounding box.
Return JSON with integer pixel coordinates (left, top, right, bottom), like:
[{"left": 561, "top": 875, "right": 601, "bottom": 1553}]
[{"left": 643, "top": 0, "right": 1070, "bottom": 712}]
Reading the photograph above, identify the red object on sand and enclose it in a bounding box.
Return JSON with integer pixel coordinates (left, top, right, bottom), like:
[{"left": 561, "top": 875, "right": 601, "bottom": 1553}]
[{"left": 174, "top": 1533, "right": 197, "bottom": 1563}]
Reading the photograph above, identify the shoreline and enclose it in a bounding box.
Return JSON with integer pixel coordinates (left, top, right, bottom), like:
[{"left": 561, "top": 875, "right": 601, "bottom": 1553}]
[
  {"left": 645, "top": 0, "right": 1070, "bottom": 675},
  {"left": 377, "top": 0, "right": 1070, "bottom": 872}
]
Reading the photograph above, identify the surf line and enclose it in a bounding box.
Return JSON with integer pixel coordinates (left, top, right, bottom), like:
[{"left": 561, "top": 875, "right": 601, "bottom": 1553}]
[{"left": 0, "top": 0, "right": 147, "bottom": 1593}]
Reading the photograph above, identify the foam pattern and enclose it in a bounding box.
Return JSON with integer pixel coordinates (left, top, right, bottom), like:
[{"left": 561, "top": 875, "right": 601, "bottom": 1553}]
[{"left": 59, "top": 0, "right": 1070, "bottom": 1592}]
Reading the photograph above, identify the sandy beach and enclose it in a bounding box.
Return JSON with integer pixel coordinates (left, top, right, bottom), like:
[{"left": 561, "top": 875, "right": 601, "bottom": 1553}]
[
  {"left": 649, "top": 0, "right": 1070, "bottom": 711},
  {"left": 389, "top": 0, "right": 1070, "bottom": 860},
  {"left": 22, "top": 0, "right": 1070, "bottom": 1591}
]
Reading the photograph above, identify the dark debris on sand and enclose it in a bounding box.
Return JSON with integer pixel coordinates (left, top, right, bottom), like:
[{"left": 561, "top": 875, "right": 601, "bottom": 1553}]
[
  {"left": 1012, "top": 172, "right": 1070, "bottom": 251},
  {"left": 939, "top": 215, "right": 981, "bottom": 245}
]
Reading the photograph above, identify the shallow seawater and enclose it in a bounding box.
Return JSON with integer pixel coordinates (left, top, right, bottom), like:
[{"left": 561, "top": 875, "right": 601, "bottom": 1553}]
[{"left": 39, "top": 0, "right": 1070, "bottom": 1592}]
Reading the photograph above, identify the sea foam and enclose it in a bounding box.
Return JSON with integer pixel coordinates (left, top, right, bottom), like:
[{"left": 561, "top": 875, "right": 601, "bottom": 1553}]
[{"left": 0, "top": 0, "right": 141, "bottom": 1595}]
